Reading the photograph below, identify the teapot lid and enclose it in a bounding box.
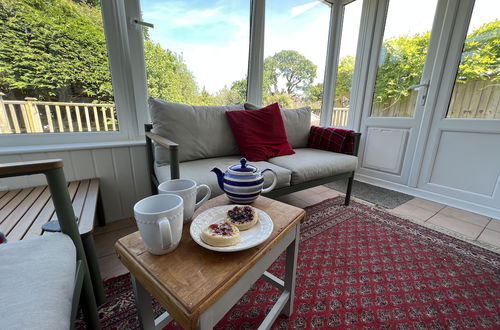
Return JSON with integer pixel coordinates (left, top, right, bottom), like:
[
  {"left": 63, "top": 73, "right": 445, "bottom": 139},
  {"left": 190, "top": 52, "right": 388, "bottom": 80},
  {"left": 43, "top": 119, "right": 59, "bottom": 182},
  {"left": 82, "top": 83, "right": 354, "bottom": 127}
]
[{"left": 230, "top": 158, "right": 256, "bottom": 173}]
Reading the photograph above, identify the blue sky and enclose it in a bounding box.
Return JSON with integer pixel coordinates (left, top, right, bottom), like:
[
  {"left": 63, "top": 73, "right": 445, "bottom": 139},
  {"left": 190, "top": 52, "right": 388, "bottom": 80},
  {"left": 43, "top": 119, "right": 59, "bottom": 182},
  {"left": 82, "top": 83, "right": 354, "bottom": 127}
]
[
  {"left": 141, "top": 0, "right": 332, "bottom": 93},
  {"left": 140, "top": 0, "right": 499, "bottom": 94}
]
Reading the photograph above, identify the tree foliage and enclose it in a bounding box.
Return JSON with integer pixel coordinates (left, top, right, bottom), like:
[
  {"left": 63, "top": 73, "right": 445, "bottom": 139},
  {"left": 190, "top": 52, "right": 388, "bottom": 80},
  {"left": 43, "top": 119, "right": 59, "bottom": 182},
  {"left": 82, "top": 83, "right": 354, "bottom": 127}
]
[
  {"left": 144, "top": 39, "right": 199, "bottom": 104},
  {"left": 264, "top": 50, "right": 317, "bottom": 95},
  {"left": 0, "top": 0, "right": 112, "bottom": 101}
]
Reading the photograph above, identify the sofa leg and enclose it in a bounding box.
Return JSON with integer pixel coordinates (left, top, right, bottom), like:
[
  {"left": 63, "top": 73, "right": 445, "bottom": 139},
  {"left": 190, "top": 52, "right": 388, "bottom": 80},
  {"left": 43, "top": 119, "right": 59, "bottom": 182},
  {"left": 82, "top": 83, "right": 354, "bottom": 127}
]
[{"left": 344, "top": 174, "right": 354, "bottom": 206}]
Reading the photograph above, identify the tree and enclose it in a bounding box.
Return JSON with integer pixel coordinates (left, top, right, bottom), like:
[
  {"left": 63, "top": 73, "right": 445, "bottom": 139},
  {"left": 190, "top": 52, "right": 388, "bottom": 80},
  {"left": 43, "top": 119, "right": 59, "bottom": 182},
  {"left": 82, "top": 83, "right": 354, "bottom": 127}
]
[
  {"left": 0, "top": 0, "right": 113, "bottom": 101},
  {"left": 264, "top": 50, "right": 317, "bottom": 96},
  {"left": 144, "top": 39, "right": 199, "bottom": 104}
]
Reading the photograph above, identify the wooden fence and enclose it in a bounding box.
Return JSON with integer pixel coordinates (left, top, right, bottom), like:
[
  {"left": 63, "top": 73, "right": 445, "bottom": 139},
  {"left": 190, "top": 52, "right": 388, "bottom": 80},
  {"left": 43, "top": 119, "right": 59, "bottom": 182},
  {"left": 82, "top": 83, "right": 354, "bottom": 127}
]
[
  {"left": 0, "top": 95, "right": 118, "bottom": 134},
  {"left": 372, "top": 80, "right": 500, "bottom": 118}
]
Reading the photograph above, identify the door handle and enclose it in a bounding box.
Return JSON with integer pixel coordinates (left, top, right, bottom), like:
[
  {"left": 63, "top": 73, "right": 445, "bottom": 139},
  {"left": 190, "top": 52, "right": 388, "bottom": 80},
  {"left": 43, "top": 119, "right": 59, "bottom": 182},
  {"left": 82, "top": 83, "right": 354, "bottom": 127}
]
[{"left": 408, "top": 80, "right": 429, "bottom": 106}]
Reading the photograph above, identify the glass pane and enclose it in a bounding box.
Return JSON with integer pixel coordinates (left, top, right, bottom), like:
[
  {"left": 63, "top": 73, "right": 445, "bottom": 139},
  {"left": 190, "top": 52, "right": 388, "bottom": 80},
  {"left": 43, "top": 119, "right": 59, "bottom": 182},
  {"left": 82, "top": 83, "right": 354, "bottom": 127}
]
[
  {"left": 0, "top": 0, "right": 117, "bottom": 134},
  {"left": 264, "top": 0, "right": 330, "bottom": 125},
  {"left": 331, "top": 0, "right": 362, "bottom": 127},
  {"left": 370, "top": 0, "right": 438, "bottom": 117},
  {"left": 141, "top": 0, "right": 250, "bottom": 106},
  {"left": 446, "top": 0, "right": 500, "bottom": 119}
]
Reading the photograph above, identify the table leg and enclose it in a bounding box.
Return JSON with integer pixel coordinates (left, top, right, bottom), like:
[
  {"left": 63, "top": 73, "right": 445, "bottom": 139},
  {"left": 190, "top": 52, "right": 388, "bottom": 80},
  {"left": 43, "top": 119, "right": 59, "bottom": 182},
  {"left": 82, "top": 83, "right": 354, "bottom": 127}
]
[
  {"left": 283, "top": 223, "right": 300, "bottom": 316},
  {"left": 131, "top": 275, "right": 156, "bottom": 330}
]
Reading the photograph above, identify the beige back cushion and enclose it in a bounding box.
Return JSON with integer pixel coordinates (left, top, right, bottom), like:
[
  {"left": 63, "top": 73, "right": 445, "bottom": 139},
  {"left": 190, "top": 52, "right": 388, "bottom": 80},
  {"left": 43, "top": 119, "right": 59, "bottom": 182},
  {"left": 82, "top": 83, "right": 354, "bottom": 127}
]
[
  {"left": 244, "top": 103, "right": 311, "bottom": 148},
  {"left": 149, "top": 98, "right": 244, "bottom": 165}
]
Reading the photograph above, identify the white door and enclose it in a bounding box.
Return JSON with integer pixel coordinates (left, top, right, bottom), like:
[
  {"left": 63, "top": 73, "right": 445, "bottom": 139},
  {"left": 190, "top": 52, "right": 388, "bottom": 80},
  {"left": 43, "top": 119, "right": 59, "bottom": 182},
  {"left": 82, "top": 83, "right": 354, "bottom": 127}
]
[
  {"left": 356, "top": 0, "right": 442, "bottom": 185},
  {"left": 416, "top": 0, "right": 500, "bottom": 214}
]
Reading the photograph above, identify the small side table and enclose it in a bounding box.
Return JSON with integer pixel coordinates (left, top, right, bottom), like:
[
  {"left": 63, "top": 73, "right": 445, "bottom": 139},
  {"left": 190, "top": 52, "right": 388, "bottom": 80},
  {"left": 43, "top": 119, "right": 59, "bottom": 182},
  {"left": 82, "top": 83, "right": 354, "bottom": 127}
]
[{"left": 115, "top": 195, "right": 305, "bottom": 329}]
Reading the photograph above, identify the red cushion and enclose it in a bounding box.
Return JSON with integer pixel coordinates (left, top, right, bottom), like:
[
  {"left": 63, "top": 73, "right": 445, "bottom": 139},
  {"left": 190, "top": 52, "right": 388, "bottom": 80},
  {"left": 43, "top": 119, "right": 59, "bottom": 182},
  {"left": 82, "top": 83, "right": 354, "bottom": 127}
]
[{"left": 226, "top": 103, "right": 295, "bottom": 161}]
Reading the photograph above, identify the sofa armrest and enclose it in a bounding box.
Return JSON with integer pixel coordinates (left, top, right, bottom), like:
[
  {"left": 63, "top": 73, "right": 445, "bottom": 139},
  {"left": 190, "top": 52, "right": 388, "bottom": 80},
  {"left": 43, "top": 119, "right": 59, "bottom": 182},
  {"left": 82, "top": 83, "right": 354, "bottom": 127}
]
[
  {"left": 145, "top": 132, "right": 179, "bottom": 150},
  {"left": 350, "top": 132, "right": 361, "bottom": 157},
  {"left": 144, "top": 125, "right": 180, "bottom": 194}
]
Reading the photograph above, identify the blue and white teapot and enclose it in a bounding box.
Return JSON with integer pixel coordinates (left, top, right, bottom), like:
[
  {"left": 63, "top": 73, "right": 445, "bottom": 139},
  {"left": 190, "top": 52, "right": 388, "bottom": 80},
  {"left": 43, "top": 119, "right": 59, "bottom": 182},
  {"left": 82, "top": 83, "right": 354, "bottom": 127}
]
[{"left": 211, "top": 158, "right": 277, "bottom": 204}]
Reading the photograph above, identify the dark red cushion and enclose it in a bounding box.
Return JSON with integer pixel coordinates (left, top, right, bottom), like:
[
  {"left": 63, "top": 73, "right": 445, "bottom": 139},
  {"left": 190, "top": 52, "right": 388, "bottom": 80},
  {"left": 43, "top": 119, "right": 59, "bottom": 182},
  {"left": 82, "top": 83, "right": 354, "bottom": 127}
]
[
  {"left": 307, "top": 126, "right": 355, "bottom": 154},
  {"left": 226, "top": 103, "right": 295, "bottom": 161}
]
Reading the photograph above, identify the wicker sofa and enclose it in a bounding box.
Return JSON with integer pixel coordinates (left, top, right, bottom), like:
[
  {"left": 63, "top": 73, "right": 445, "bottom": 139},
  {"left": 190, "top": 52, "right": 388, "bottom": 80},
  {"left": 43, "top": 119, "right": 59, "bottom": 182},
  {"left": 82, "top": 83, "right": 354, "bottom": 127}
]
[{"left": 145, "top": 98, "right": 360, "bottom": 205}]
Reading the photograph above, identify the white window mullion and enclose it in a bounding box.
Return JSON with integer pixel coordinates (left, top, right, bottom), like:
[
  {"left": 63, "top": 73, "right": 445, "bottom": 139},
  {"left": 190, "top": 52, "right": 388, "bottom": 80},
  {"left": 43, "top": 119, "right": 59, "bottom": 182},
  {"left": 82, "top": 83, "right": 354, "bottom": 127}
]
[
  {"left": 247, "top": 0, "right": 266, "bottom": 106},
  {"left": 320, "top": 0, "right": 345, "bottom": 127},
  {"left": 101, "top": 0, "right": 138, "bottom": 139}
]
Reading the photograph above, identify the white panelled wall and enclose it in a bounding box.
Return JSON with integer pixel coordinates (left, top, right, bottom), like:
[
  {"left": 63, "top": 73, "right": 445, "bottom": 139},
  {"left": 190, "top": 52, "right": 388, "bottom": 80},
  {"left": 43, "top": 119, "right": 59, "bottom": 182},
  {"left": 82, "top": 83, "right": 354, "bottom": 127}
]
[{"left": 0, "top": 144, "right": 151, "bottom": 222}]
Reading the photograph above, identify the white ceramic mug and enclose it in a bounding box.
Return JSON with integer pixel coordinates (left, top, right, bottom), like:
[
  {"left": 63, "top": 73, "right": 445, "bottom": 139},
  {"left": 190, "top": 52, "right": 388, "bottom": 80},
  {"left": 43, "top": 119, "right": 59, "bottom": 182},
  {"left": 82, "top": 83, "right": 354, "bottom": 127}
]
[
  {"left": 133, "top": 194, "right": 183, "bottom": 255},
  {"left": 158, "top": 179, "right": 211, "bottom": 223}
]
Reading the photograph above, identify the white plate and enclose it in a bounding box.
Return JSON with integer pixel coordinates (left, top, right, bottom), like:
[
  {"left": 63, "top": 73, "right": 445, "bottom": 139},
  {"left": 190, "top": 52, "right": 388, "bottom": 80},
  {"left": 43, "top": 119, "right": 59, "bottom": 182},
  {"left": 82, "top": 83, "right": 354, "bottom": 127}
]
[{"left": 190, "top": 205, "right": 274, "bottom": 252}]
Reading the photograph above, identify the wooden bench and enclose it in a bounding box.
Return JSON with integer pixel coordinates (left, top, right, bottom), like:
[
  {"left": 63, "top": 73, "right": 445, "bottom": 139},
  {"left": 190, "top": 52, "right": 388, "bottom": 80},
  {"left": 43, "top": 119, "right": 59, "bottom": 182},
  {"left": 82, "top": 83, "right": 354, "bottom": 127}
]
[{"left": 0, "top": 178, "right": 106, "bottom": 306}]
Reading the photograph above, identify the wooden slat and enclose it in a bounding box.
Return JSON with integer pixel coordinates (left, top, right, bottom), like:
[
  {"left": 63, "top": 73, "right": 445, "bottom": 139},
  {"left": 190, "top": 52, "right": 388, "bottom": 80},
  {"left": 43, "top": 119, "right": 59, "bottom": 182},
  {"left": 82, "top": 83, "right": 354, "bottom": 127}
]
[
  {"left": 19, "top": 104, "right": 32, "bottom": 133},
  {"left": 55, "top": 105, "right": 64, "bottom": 132},
  {"left": 0, "top": 189, "right": 22, "bottom": 212},
  {"left": 26, "top": 181, "right": 80, "bottom": 239},
  {"left": 110, "top": 106, "right": 116, "bottom": 131},
  {"left": 0, "top": 190, "right": 8, "bottom": 200},
  {"left": 93, "top": 106, "right": 100, "bottom": 131},
  {"left": 0, "top": 189, "right": 32, "bottom": 225},
  {"left": 101, "top": 107, "right": 108, "bottom": 131},
  {"left": 84, "top": 106, "right": 92, "bottom": 132},
  {"left": 71, "top": 179, "right": 90, "bottom": 224},
  {"left": 6, "top": 186, "right": 52, "bottom": 241},
  {"left": 44, "top": 104, "right": 54, "bottom": 132},
  {"left": 65, "top": 105, "right": 74, "bottom": 132},
  {"left": 0, "top": 186, "right": 44, "bottom": 234},
  {"left": 75, "top": 105, "right": 83, "bottom": 132},
  {"left": 79, "top": 179, "right": 100, "bottom": 236},
  {"left": 8, "top": 104, "right": 21, "bottom": 133},
  {"left": 0, "top": 159, "right": 63, "bottom": 177}
]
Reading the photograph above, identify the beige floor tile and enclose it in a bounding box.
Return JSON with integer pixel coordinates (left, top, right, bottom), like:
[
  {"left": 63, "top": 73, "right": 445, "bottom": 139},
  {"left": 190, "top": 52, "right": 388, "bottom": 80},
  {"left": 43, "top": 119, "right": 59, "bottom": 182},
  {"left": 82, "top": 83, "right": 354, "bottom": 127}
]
[
  {"left": 438, "top": 206, "right": 490, "bottom": 226},
  {"left": 486, "top": 219, "right": 500, "bottom": 232},
  {"left": 319, "top": 189, "right": 341, "bottom": 199},
  {"left": 391, "top": 203, "right": 437, "bottom": 222},
  {"left": 477, "top": 229, "right": 500, "bottom": 248},
  {"left": 94, "top": 217, "right": 136, "bottom": 235},
  {"left": 315, "top": 185, "right": 331, "bottom": 193},
  {"left": 406, "top": 197, "right": 445, "bottom": 213},
  {"left": 275, "top": 195, "right": 297, "bottom": 204},
  {"left": 287, "top": 198, "right": 310, "bottom": 209},
  {"left": 98, "top": 253, "right": 129, "bottom": 280},
  {"left": 94, "top": 224, "right": 138, "bottom": 258},
  {"left": 298, "top": 192, "right": 324, "bottom": 206},
  {"left": 290, "top": 190, "right": 315, "bottom": 200},
  {"left": 427, "top": 213, "right": 483, "bottom": 239}
]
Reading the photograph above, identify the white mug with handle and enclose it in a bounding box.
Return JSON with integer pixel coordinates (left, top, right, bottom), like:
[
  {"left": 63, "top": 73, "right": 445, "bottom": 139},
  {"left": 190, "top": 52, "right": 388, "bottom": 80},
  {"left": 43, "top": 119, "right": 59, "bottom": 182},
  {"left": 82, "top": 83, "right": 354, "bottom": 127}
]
[
  {"left": 158, "top": 179, "right": 211, "bottom": 223},
  {"left": 133, "top": 194, "right": 183, "bottom": 255}
]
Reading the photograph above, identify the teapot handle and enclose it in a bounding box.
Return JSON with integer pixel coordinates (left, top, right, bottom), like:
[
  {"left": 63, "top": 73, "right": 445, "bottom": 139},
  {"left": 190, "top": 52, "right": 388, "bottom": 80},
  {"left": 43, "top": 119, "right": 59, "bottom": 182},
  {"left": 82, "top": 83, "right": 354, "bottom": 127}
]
[{"left": 261, "top": 168, "right": 278, "bottom": 193}]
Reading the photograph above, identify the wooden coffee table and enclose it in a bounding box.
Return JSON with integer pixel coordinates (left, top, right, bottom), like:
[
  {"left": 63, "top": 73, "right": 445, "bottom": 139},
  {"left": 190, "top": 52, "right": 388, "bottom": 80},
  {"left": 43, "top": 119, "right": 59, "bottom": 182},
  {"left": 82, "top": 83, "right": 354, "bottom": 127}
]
[{"left": 115, "top": 195, "right": 305, "bottom": 329}]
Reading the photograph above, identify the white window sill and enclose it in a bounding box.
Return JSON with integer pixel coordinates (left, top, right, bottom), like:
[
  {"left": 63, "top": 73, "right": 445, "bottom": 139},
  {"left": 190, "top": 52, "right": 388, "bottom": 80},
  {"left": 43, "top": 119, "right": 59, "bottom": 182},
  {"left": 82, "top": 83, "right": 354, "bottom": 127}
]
[{"left": 0, "top": 140, "right": 146, "bottom": 155}]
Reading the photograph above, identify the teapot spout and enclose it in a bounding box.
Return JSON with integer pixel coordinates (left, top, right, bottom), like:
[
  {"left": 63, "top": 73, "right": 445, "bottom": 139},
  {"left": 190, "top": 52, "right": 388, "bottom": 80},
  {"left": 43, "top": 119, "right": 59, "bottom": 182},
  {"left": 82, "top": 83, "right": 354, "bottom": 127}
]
[{"left": 211, "top": 167, "right": 225, "bottom": 191}]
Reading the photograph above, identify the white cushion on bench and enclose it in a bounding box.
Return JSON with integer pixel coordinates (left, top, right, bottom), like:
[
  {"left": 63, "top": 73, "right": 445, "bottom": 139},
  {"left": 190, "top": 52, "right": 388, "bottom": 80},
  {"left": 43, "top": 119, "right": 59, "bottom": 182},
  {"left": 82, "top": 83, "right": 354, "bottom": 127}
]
[
  {"left": 155, "top": 156, "right": 292, "bottom": 196},
  {"left": 0, "top": 233, "right": 76, "bottom": 330},
  {"left": 268, "top": 148, "right": 358, "bottom": 185}
]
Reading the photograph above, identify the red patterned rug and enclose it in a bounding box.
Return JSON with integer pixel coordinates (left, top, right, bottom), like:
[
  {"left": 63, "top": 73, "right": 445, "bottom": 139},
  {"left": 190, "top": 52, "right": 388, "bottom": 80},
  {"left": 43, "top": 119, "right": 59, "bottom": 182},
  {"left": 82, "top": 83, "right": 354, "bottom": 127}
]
[{"left": 77, "top": 196, "right": 500, "bottom": 329}]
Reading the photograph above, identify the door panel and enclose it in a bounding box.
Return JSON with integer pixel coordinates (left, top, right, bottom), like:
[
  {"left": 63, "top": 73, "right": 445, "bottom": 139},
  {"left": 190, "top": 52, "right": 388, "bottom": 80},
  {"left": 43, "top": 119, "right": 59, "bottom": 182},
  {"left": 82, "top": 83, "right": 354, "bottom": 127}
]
[
  {"left": 429, "top": 131, "right": 500, "bottom": 197},
  {"left": 362, "top": 127, "right": 408, "bottom": 174},
  {"left": 417, "top": 0, "right": 500, "bottom": 209},
  {"left": 357, "top": 0, "right": 440, "bottom": 185}
]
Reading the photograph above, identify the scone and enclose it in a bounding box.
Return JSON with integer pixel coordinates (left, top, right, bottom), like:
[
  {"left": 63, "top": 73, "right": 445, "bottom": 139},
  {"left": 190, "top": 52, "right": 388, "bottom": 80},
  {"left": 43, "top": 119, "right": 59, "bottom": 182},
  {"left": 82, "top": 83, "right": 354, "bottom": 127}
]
[
  {"left": 225, "top": 206, "right": 259, "bottom": 230},
  {"left": 200, "top": 222, "right": 240, "bottom": 247}
]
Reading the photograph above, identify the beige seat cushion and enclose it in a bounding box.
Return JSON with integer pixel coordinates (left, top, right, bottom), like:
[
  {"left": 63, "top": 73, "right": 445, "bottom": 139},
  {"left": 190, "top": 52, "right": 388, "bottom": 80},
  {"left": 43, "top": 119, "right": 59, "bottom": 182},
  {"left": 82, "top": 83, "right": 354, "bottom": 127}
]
[
  {"left": 0, "top": 233, "right": 76, "bottom": 330},
  {"left": 155, "top": 156, "right": 292, "bottom": 196},
  {"left": 149, "top": 98, "right": 245, "bottom": 165},
  {"left": 268, "top": 148, "right": 358, "bottom": 185}
]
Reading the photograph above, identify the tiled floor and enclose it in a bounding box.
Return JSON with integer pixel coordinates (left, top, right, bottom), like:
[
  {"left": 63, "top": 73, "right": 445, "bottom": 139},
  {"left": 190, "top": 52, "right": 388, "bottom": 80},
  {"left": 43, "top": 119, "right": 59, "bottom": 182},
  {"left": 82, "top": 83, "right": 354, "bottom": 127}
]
[{"left": 94, "top": 186, "right": 500, "bottom": 280}]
